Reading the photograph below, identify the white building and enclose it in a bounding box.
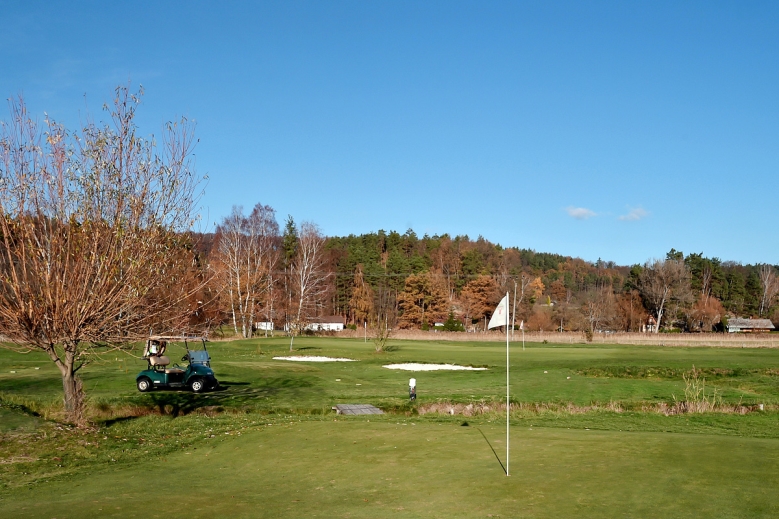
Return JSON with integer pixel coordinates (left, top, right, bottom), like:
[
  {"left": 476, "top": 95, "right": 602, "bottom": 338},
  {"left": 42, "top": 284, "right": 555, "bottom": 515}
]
[
  {"left": 283, "top": 316, "right": 346, "bottom": 332},
  {"left": 304, "top": 316, "right": 346, "bottom": 332},
  {"left": 254, "top": 321, "right": 274, "bottom": 331}
]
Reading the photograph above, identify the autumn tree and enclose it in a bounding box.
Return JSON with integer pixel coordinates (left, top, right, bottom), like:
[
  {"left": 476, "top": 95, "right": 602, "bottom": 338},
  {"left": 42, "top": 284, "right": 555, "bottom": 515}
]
[
  {"left": 550, "top": 279, "right": 567, "bottom": 303},
  {"left": 528, "top": 277, "right": 545, "bottom": 303},
  {"left": 551, "top": 283, "right": 576, "bottom": 331},
  {"left": 212, "top": 203, "right": 279, "bottom": 338},
  {"left": 430, "top": 235, "right": 461, "bottom": 300},
  {"left": 616, "top": 290, "right": 648, "bottom": 332},
  {"left": 0, "top": 87, "right": 202, "bottom": 423},
  {"left": 689, "top": 296, "right": 725, "bottom": 332},
  {"left": 526, "top": 308, "right": 554, "bottom": 331},
  {"left": 460, "top": 275, "right": 498, "bottom": 325},
  {"left": 397, "top": 272, "right": 448, "bottom": 329},
  {"left": 349, "top": 264, "right": 374, "bottom": 324},
  {"left": 639, "top": 258, "right": 693, "bottom": 332}
]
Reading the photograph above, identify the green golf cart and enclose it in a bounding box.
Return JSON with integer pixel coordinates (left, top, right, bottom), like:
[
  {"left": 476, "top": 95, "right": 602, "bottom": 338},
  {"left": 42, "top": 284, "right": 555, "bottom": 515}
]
[{"left": 135, "top": 336, "right": 218, "bottom": 393}]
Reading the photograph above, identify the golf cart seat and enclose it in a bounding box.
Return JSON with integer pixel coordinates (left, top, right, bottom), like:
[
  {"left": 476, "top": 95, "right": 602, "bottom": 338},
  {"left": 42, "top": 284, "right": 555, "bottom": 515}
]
[{"left": 149, "top": 355, "right": 170, "bottom": 367}]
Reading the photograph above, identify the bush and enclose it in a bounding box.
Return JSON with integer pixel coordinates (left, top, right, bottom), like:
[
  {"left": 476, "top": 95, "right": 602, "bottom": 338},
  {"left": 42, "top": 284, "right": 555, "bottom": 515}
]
[{"left": 442, "top": 312, "right": 465, "bottom": 332}]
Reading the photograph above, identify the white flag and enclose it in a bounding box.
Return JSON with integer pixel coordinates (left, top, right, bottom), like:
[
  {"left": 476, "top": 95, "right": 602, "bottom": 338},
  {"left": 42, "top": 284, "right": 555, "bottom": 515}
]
[
  {"left": 519, "top": 320, "right": 524, "bottom": 330},
  {"left": 487, "top": 294, "right": 509, "bottom": 329}
]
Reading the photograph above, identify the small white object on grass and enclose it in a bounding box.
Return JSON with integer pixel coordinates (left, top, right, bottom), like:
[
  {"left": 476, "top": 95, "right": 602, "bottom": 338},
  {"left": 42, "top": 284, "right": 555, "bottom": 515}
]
[
  {"left": 566, "top": 376, "right": 571, "bottom": 379},
  {"left": 10, "top": 371, "right": 15, "bottom": 374},
  {"left": 759, "top": 404, "right": 765, "bottom": 411},
  {"left": 35, "top": 367, "right": 40, "bottom": 370},
  {"left": 335, "top": 379, "right": 341, "bottom": 381},
  {"left": 544, "top": 371, "right": 548, "bottom": 373}
]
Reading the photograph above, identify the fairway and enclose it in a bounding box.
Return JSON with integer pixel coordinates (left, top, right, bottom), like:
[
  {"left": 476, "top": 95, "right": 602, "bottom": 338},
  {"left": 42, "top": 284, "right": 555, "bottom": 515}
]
[
  {"left": 3, "top": 420, "right": 779, "bottom": 518},
  {"left": 2, "top": 337, "right": 779, "bottom": 518}
]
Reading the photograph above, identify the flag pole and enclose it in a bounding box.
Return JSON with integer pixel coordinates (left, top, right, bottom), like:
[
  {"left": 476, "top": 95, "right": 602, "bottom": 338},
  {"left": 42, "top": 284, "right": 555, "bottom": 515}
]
[{"left": 506, "top": 291, "right": 510, "bottom": 477}]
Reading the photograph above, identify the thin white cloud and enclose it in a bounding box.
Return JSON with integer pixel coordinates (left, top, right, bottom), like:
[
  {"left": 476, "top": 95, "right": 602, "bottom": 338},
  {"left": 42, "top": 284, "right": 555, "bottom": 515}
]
[
  {"left": 566, "top": 206, "right": 596, "bottom": 220},
  {"left": 619, "top": 207, "right": 649, "bottom": 221}
]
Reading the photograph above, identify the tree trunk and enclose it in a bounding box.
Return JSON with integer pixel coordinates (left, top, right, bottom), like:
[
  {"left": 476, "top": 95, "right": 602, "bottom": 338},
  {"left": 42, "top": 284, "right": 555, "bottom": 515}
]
[
  {"left": 654, "top": 301, "right": 665, "bottom": 334},
  {"left": 62, "top": 371, "right": 84, "bottom": 422},
  {"left": 46, "top": 343, "right": 85, "bottom": 424}
]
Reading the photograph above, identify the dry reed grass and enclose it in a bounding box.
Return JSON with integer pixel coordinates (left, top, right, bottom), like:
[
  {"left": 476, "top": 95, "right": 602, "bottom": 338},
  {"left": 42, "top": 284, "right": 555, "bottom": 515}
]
[
  {"left": 417, "top": 399, "right": 768, "bottom": 418},
  {"left": 339, "top": 329, "right": 779, "bottom": 348}
]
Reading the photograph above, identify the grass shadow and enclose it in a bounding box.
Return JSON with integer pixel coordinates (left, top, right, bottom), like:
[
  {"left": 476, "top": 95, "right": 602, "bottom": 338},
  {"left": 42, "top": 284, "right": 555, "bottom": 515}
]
[
  {"left": 100, "top": 415, "right": 141, "bottom": 427},
  {"left": 126, "top": 376, "right": 317, "bottom": 417}
]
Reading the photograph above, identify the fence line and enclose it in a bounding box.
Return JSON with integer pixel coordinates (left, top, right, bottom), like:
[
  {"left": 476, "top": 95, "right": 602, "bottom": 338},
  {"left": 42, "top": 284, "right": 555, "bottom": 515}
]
[{"left": 338, "top": 329, "right": 778, "bottom": 348}]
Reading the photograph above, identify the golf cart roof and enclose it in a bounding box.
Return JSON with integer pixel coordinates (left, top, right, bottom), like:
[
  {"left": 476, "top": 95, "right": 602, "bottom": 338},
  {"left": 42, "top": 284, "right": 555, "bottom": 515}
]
[{"left": 148, "top": 335, "right": 208, "bottom": 342}]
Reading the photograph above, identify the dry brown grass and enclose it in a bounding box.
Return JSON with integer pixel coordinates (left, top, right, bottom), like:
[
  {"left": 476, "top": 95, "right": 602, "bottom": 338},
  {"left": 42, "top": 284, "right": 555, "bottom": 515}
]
[
  {"left": 417, "top": 399, "right": 768, "bottom": 418},
  {"left": 338, "top": 329, "right": 779, "bottom": 348}
]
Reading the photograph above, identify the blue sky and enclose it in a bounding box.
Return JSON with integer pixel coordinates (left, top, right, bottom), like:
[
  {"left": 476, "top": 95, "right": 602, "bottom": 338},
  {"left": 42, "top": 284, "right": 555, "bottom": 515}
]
[{"left": 2, "top": 1, "right": 777, "bottom": 265}]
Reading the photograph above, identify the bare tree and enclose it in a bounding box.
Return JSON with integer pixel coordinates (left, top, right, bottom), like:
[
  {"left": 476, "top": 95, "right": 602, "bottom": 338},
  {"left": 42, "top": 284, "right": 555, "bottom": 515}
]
[
  {"left": 0, "top": 87, "right": 203, "bottom": 422},
  {"left": 581, "top": 286, "right": 617, "bottom": 333},
  {"left": 372, "top": 285, "right": 396, "bottom": 352},
  {"left": 289, "top": 222, "right": 328, "bottom": 349},
  {"left": 639, "top": 259, "right": 692, "bottom": 333},
  {"left": 615, "top": 290, "right": 648, "bottom": 332},
  {"left": 758, "top": 264, "right": 779, "bottom": 317},
  {"left": 212, "top": 203, "right": 279, "bottom": 338}
]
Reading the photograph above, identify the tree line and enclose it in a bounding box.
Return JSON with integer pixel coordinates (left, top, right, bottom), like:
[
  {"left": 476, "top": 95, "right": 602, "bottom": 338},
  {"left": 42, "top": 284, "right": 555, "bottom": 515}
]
[{"left": 201, "top": 206, "right": 779, "bottom": 337}]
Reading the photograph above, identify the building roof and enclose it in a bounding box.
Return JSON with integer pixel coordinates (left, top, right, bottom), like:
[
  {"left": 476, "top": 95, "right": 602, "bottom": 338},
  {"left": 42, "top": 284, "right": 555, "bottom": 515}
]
[{"left": 727, "top": 318, "right": 775, "bottom": 330}]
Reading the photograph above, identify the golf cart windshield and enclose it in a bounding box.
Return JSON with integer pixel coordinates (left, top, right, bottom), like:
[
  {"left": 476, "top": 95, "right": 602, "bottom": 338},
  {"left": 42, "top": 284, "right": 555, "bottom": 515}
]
[{"left": 188, "top": 350, "right": 210, "bottom": 365}]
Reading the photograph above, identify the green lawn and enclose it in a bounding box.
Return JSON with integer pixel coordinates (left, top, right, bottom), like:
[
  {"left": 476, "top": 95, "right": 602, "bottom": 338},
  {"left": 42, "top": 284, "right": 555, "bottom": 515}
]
[
  {"left": 2, "top": 336, "right": 779, "bottom": 517},
  {"left": 2, "top": 419, "right": 779, "bottom": 518},
  {"left": 3, "top": 336, "right": 779, "bottom": 413}
]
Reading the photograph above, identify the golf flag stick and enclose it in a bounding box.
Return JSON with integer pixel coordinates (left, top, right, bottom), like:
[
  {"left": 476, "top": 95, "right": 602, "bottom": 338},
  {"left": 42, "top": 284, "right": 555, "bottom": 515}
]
[{"left": 488, "top": 293, "right": 511, "bottom": 476}]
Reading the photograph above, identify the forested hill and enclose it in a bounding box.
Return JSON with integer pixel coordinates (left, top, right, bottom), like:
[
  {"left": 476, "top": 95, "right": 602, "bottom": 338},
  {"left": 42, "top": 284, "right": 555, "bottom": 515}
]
[
  {"left": 321, "top": 231, "right": 776, "bottom": 330},
  {"left": 324, "top": 229, "right": 625, "bottom": 315},
  {"left": 195, "top": 222, "right": 778, "bottom": 334}
]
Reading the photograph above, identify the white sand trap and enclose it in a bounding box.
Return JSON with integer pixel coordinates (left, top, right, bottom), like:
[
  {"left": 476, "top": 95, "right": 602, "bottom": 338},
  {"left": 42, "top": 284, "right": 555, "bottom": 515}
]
[
  {"left": 273, "top": 356, "right": 356, "bottom": 362},
  {"left": 383, "top": 363, "right": 488, "bottom": 371}
]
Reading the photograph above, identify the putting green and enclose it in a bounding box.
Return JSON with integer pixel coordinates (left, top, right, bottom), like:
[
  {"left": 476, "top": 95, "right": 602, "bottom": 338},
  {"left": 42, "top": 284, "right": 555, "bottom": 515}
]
[{"left": 3, "top": 420, "right": 779, "bottom": 518}]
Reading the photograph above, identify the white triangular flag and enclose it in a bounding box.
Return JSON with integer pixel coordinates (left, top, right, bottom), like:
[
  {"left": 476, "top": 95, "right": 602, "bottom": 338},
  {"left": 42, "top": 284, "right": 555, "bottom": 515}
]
[
  {"left": 519, "top": 320, "right": 524, "bottom": 330},
  {"left": 487, "top": 294, "right": 509, "bottom": 329}
]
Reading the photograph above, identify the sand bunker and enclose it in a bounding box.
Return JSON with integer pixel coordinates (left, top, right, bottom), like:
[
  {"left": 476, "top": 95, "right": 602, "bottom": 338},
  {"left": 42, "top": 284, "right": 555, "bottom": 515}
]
[
  {"left": 273, "top": 356, "right": 356, "bottom": 362},
  {"left": 382, "top": 363, "right": 488, "bottom": 371}
]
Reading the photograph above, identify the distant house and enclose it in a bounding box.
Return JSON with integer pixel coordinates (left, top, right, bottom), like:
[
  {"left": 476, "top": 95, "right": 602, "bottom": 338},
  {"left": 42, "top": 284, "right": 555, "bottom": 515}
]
[
  {"left": 726, "top": 318, "right": 775, "bottom": 333},
  {"left": 254, "top": 321, "right": 274, "bottom": 331},
  {"left": 641, "top": 316, "right": 657, "bottom": 333},
  {"left": 304, "top": 316, "right": 346, "bottom": 332}
]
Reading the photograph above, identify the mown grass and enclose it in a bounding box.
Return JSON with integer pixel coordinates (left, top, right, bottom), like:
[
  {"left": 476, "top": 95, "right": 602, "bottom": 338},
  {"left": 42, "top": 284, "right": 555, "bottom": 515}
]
[
  {"left": 3, "top": 418, "right": 779, "bottom": 518},
  {"left": 2, "top": 336, "right": 779, "bottom": 517},
  {"left": 3, "top": 336, "right": 779, "bottom": 418}
]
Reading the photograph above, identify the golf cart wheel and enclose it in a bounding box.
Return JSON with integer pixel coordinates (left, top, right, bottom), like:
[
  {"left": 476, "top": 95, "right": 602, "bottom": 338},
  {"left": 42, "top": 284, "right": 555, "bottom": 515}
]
[
  {"left": 137, "top": 377, "right": 153, "bottom": 392},
  {"left": 190, "top": 377, "right": 206, "bottom": 393}
]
